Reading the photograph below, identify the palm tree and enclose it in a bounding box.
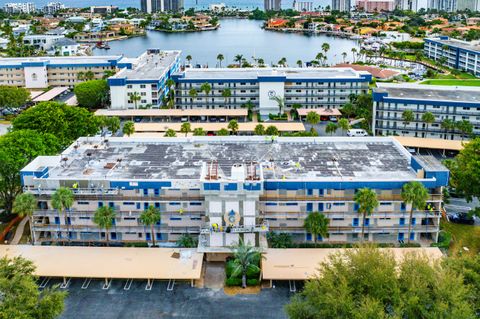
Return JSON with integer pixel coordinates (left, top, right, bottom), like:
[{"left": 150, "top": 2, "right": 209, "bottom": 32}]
[
  {"left": 401, "top": 110, "right": 414, "bottom": 136},
  {"left": 421, "top": 112, "right": 435, "bottom": 136},
  {"left": 342, "top": 51, "right": 347, "bottom": 63},
  {"left": 401, "top": 181, "right": 429, "bottom": 244},
  {"left": 217, "top": 128, "right": 229, "bottom": 136},
  {"left": 164, "top": 128, "right": 177, "bottom": 137},
  {"left": 254, "top": 124, "right": 265, "bottom": 135},
  {"left": 221, "top": 88, "right": 231, "bottom": 108},
  {"left": 338, "top": 118, "right": 350, "bottom": 135},
  {"left": 321, "top": 42, "right": 330, "bottom": 65},
  {"left": 12, "top": 193, "right": 37, "bottom": 244},
  {"left": 106, "top": 116, "right": 121, "bottom": 135},
  {"left": 130, "top": 92, "right": 141, "bottom": 109},
  {"left": 93, "top": 206, "right": 116, "bottom": 246},
  {"left": 325, "top": 122, "right": 338, "bottom": 135},
  {"left": 188, "top": 88, "right": 197, "bottom": 106},
  {"left": 351, "top": 48, "right": 357, "bottom": 63},
  {"left": 234, "top": 54, "right": 243, "bottom": 67},
  {"left": 228, "top": 119, "right": 239, "bottom": 135},
  {"left": 217, "top": 53, "right": 224, "bottom": 67},
  {"left": 296, "top": 60, "right": 303, "bottom": 67},
  {"left": 180, "top": 122, "right": 191, "bottom": 137},
  {"left": 265, "top": 125, "right": 279, "bottom": 136},
  {"left": 200, "top": 82, "right": 211, "bottom": 108},
  {"left": 455, "top": 120, "right": 473, "bottom": 141},
  {"left": 354, "top": 188, "right": 379, "bottom": 242},
  {"left": 230, "top": 238, "right": 261, "bottom": 288},
  {"left": 77, "top": 71, "right": 85, "bottom": 81},
  {"left": 165, "top": 78, "right": 175, "bottom": 101},
  {"left": 271, "top": 96, "right": 285, "bottom": 115},
  {"left": 278, "top": 57, "right": 287, "bottom": 67},
  {"left": 193, "top": 127, "right": 206, "bottom": 136},
  {"left": 257, "top": 58, "right": 265, "bottom": 67},
  {"left": 85, "top": 70, "right": 95, "bottom": 80},
  {"left": 315, "top": 52, "right": 324, "bottom": 66},
  {"left": 122, "top": 120, "right": 135, "bottom": 137},
  {"left": 441, "top": 119, "right": 454, "bottom": 140},
  {"left": 185, "top": 55, "right": 192, "bottom": 65},
  {"left": 139, "top": 205, "right": 161, "bottom": 246},
  {"left": 306, "top": 111, "right": 320, "bottom": 130},
  {"left": 51, "top": 187, "right": 74, "bottom": 243},
  {"left": 304, "top": 212, "right": 329, "bottom": 245}
]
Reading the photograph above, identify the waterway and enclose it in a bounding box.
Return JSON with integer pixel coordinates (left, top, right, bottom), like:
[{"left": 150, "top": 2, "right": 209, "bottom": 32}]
[{"left": 93, "top": 19, "right": 360, "bottom": 67}]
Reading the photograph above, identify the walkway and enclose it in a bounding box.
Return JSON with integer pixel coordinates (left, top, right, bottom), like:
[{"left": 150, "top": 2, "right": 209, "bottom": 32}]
[
  {"left": 203, "top": 261, "right": 225, "bottom": 290},
  {"left": 10, "top": 217, "right": 28, "bottom": 245}
]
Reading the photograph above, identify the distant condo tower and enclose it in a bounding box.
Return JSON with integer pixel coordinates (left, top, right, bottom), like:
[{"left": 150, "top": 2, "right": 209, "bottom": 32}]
[
  {"left": 293, "top": 0, "right": 314, "bottom": 11},
  {"left": 140, "top": 0, "right": 184, "bottom": 13},
  {"left": 264, "top": 0, "right": 281, "bottom": 11},
  {"left": 332, "top": 0, "right": 352, "bottom": 11}
]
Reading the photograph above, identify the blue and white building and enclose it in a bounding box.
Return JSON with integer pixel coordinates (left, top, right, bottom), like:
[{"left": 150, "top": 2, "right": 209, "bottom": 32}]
[
  {"left": 373, "top": 83, "right": 480, "bottom": 140},
  {"left": 0, "top": 55, "right": 131, "bottom": 88},
  {"left": 21, "top": 136, "right": 447, "bottom": 246},
  {"left": 172, "top": 68, "right": 371, "bottom": 119},
  {"left": 108, "top": 49, "right": 181, "bottom": 109},
  {"left": 424, "top": 36, "right": 480, "bottom": 77}
]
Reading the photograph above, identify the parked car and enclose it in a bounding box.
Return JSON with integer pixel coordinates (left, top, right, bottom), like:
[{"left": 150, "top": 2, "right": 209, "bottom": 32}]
[
  {"left": 134, "top": 117, "right": 142, "bottom": 123},
  {"left": 347, "top": 129, "right": 368, "bottom": 137},
  {"left": 448, "top": 212, "right": 474, "bottom": 225},
  {"left": 329, "top": 116, "right": 338, "bottom": 122}
]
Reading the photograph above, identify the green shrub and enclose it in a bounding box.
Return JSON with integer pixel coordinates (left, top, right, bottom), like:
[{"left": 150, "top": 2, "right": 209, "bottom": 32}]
[
  {"left": 125, "top": 242, "right": 149, "bottom": 247},
  {"left": 225, "top": 277, "right": 242, "bottom": 286},
  {"left": 431, "top": 231, "right": 452, "bottom": 249},
  {"left": 399, "top": 242, "right": 421, "bottom": 248},
  {"left": 247, "top": 278, "right": 259, "bottom": 286},
  {"left": 246, "top": 267, "right": 260, "bottom": 279},
  {"left": 225, "top": 260, "right": 235, "bottom": 278}
]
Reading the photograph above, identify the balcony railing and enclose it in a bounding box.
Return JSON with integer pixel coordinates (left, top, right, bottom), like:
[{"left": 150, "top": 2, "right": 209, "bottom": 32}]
[
  {"left": 259, "top": 194, "right": 443, "bottom": 201},
  {"left": 200, "top": 223, "right": 269, "bottom": 234}
]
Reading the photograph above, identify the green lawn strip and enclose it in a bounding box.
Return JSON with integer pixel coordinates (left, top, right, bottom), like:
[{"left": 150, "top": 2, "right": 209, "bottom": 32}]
[
  {"left": 440, "top": 220, "right": 480, "bottom": 255},
  {"left": 420, "top": 79, "right": 480, "bottom": 86}
]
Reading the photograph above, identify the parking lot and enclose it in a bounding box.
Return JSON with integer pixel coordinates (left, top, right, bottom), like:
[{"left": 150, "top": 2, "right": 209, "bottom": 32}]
[{"left": 57, "top": 279, "right": 292, "bottom": 319}]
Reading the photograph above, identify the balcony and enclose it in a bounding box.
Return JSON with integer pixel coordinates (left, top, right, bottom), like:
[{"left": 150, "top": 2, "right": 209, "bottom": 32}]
[
  {"left": 200, "top": 223, "right": 269, "bottom": 234},
  {"left": 259, "top": 194, "right": 443, "bottom": 202}
]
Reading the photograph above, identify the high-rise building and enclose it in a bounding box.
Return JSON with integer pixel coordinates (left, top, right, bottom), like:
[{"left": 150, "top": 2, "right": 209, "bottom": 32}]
[
  {"left": 456, "top": 0, "right": 480, "bottom": 10},
  {"left": 140, "top": 0, "right": 183, "bottom": 12},
  {"left": 428, "top": 0, "right": 457, "bottom": 11},
  {"left": 332, "top": 0, "right": 352, "bottom": 11},
  {"left": 164, "top": 0, "right": 184, "bottom": 12},
  {"left": 43, "top": 2, "right": 65, "bottom": 14},
  {"left": 3, "top": 2, "right": 35, "bottom": 14},
  {"left": 264, "top": 0, "right": 282, "bottom": 11},
  {"left": 356, "top": 0, "right": 395, "bottom": 11},
  {"left": 293, "top": 0, "right": 313, "bottom": 11}
]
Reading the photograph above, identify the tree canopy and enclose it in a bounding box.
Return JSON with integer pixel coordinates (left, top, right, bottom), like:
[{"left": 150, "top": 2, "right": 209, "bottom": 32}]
[
  {"left": 285, "top": 245, "right": 476, "bottom": 319},
  {"left": 73, "top": 79, "right": 110, "bottom": 109},
  {"left": 0, "top": 130, "right": 61, "bottom": 213},
  {"left": 445, "top": 138, "right": 480, "bottom": 203},
  {"left": 12, "top": 101, "right": 101, "bottom": 147},
  {"left": 0, "top": 86, "right": 30, "bottom": 108},
  {"left": 0, "top": 256, "right": 66, "bottom": 319}
]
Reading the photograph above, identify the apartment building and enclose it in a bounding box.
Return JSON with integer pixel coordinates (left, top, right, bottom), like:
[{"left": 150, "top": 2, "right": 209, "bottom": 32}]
[
  {"left": 265, "top": 0, "right": 282, "bottom": 11},
  {"left": 424, "top": 36, "right": 480, "bottom": 77},
  {"left": 172, "top": 68, "right": 371, "bottom": 120},
  {"left": 293, "top": 1, "right": 314, "bottom": 11},
  {"left": 373, "top": 83, "right": 480, "bottom": 140},
  {"left": 3, "top": 2, "right": 35, "bottom": 13},
  {"left": 20, "top": 136, "right": 447, "bottom": 246},
  {"left": 355, "top": 0, "right": 396, "bottom": 11},
  {"left": 108, "top": 49, "right": 181, "bottom": 109},
  {"left": 332, "top": 0, "right": 352, "bottom": 11},
  {"left": 43, "top": 2, "right": 65, "bottom": 14},
  {"left": 0, "top": 55, "right": 131, "bottom": 88}
]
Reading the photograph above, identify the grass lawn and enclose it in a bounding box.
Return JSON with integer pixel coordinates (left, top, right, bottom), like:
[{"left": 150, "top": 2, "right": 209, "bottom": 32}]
[
  {"left": 441, "top": 220, "right": 480, "bottom": 255},
  {"left": 420, "top": 79, "right": 480, "bottom": 86}
]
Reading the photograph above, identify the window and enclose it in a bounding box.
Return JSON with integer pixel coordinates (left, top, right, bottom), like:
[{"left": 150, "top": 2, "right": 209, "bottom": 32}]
[
  {"left": 140, "top": 84, "right": 146, "bottom": 88},
  {"left": 78, "top": 201, "right": 89, "bottom": 205},
  {"left": 124, "top": 217, "right": 136, "bottom": 221},
  {"left": 400, "top": 218, "right": 405, "bottom": 226},
  {"left": 353, "top": 218, "right": 359, "bottom": 226}
]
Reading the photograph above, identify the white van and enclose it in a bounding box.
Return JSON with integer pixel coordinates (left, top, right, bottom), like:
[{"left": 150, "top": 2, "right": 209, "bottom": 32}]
[{"left": 347, "top": 129, "right": 368, "bottom": 137}]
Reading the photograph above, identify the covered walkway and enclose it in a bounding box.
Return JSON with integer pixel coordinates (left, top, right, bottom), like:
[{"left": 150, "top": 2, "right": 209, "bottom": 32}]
[
  {"left": 134, "top": 122, "right": 305, "bottom": 134},
  {"left": 393, "top": 136, "right": 467, "bottom": 152},
  {"left": 95, "top": 109, "right": 249, "bottom": 122},
  {"left": 262, "top": 247, "right": 443, "bottom": 290},
  {"left": 0, "top": 245, "right": 203, "bottom": 290}
]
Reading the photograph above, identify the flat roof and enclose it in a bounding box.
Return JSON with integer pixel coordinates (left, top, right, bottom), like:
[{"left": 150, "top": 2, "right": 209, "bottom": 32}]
[
  {"left": 393, "top": 136, "right": 466, "bottom": 151},
  {"left": 32, "top": 87, "right": 69, "bottom": 102},
  {"left": 375, "top": 83, "right": 480, "bottom": 103},
  {"left": 0, "top": 55, "right": 123, "bottom": 67},
  {"left": 426, "top": 37, "right": 480, "bottom": 52},
  {"left": 297, "top": 108, "right": 342, "bottom": 116},
  {"left": 176, "top": 67, "right": 366, "bottom": 80},
  {"left": 64, "top": 95, "right": 77, "bottom": 106},
  {"left": 0, "top": 245, "right": 203, "bottom": 280},
  {"left": 262, "top": 247, "right": 443, "bottom": 280},
  {"left": 95, "top": 108, "right": 248, "bottom": 117},
  {"left": 111, "top": 50, "right": 180, "bottom": 80},
  {"left": 134, "top": 122, "right": 306, "bottom": 132},
  {"left": 29, "top": 91, "right": 44, "bottom": 99},
  {"left": 27, "top": 136, "right": 426, "bottom": 181}
]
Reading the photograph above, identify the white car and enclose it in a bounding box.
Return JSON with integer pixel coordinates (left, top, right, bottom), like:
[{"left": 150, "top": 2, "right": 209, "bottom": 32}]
[{"left": 347, "top": 129, "right": 368, "bottom": 137}]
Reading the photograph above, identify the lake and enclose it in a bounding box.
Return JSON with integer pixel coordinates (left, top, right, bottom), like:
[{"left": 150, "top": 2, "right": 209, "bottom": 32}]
[{"left": 93, "top": 19, "right": 360, "bottom": 66}]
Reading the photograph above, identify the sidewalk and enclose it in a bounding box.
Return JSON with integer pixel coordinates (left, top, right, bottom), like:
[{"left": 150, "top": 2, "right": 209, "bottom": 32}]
[{"left": 10, "top": 217, "right": 28, "bottom": 245}]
